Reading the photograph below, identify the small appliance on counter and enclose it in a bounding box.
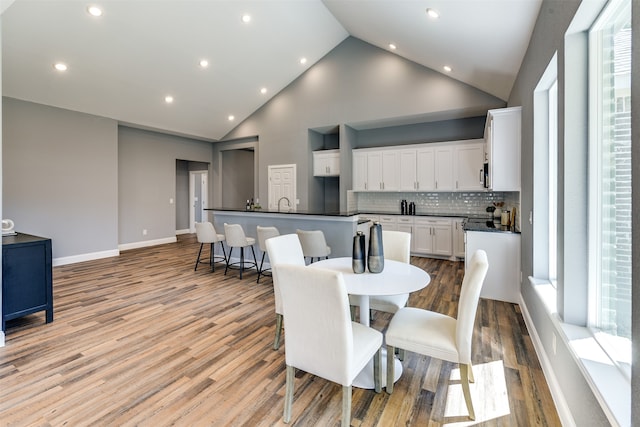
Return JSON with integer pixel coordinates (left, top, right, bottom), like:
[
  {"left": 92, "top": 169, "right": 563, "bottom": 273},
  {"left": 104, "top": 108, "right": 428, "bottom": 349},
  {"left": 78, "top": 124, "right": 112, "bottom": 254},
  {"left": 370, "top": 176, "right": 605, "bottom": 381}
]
[
  {"left": 400, "top": 199, "right": 408, "bottom": 215},
  {"left": 2, "top": 219, "right": 16, "bottom": 236}
]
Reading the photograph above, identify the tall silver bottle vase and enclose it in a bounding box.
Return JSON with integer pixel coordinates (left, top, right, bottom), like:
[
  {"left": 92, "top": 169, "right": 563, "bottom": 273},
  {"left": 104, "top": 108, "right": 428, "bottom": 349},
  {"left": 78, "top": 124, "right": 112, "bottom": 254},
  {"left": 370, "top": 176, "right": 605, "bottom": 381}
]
[
  {"left": 368, "top": 222, "right": 384, "bottom": 273},
  {"left": 352, "top": 231, "right": 366, "bottom": 274}
]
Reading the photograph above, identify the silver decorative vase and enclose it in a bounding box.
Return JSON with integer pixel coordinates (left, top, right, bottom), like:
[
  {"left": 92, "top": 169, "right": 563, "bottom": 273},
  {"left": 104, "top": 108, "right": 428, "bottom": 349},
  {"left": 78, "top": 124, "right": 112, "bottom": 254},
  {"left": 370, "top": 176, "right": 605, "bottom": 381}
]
[
  {"left": 368, "top": 222, "right": 384, "bottom": 273},
  {"left": 352, "top": 231, "right": 366, "bottom": 274}
]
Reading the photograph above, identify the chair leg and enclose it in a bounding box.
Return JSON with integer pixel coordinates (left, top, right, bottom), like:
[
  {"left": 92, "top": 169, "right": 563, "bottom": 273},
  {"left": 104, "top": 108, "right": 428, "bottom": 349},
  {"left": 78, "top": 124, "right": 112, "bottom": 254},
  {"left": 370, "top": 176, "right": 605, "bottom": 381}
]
[
  {"left": 257, "top": 252, "right": 266, "bottom": 283},
  {"left": 194, "top": 243, "right": 204, "bottom": 271},
  {"left": 349, "top": 305, "right": 356, "bottom": 322},
  {"left": 341, "top": 385, "right": 351, "bottom": 427},
  {"left": 209, "top": 243, "right": 215, "bottom": 271},
  {"left": 224, "top": 248, "right": 233, "bottom": 276},
  {"left": 273, "top": 313, "right": 283, "bottom": 350},
  {"left": 250, "top": 245, "right": 257, "bottom": 270},
  {"left": 460, "top": 363, "right": 475, "bottom": 420},
  {"left": 397, "top": 348, "right": 405, "bottom": 361},
  {"left": 468, "top": 363, "right": 475, "bottom": 383},
  {"left": 239, "top": 247, "right": 245, "bottom": 279},
  {"left": 373, "top": 347, "right": 382, "bottom": 393},
  {"left": 284, "top": 365, "right": 295, "bottom": 423},
  {"left": 386, "top": 345, "right": 395, "bottom": 394}
]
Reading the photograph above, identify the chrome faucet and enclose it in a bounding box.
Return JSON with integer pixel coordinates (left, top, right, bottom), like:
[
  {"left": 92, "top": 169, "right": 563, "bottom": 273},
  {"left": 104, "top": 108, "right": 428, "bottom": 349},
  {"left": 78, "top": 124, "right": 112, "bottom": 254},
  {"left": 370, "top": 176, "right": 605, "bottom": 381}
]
[{"left": 278, "top": 196, "right": 291, "bottom": 212}]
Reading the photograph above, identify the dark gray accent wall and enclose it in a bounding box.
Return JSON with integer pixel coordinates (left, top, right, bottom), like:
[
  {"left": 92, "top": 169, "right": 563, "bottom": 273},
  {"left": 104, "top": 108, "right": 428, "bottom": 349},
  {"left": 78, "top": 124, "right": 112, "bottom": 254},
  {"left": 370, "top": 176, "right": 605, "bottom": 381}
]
[
  {"left": 3, "top": 97, "right": 118, "bottom": 258},
  {"left": 221, "top": 150, "right": 254, "bottom": 209},
  {"left": 509, "top": 0, "right": 638, "bottom": 424},
  {"left": 217, "top": 37, "right": 505, "bottom": 210},
  {"left": 118, "top": 126, "right": 213, "bottom": 245}
]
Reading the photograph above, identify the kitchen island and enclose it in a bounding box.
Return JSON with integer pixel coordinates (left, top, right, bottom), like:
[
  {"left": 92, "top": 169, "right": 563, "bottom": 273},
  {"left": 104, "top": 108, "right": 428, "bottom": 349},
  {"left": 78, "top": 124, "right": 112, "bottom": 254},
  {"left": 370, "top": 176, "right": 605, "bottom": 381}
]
[{"left": 206, "top": 208, "right": 365, "bottom": 263}]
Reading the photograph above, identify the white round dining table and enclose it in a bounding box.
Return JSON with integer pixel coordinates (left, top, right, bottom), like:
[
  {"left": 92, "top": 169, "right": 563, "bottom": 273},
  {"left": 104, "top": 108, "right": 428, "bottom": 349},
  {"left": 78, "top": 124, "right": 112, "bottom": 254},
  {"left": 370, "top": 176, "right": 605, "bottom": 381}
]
[{"left": 310, "top": 257, "right": 431, "bottom": 389}]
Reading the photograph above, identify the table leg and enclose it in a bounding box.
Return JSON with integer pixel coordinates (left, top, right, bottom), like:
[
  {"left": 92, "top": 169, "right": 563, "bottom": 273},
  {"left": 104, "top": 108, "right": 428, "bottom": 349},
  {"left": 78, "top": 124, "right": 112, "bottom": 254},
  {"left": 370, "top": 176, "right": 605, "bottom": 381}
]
[
  {"left": 357, "top": 295, "right": 370, "bottom": 326},
  {"left": 353, "top": 347, "right": 402, "bottom": 389}
]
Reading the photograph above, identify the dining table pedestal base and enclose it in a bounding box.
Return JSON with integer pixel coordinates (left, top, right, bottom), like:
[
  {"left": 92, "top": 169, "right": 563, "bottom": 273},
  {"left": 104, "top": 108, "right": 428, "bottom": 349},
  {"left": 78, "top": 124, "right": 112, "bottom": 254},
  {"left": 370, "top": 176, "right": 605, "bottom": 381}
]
[{"left": 353, "top": 347, "right": 402, "bottom": 389}]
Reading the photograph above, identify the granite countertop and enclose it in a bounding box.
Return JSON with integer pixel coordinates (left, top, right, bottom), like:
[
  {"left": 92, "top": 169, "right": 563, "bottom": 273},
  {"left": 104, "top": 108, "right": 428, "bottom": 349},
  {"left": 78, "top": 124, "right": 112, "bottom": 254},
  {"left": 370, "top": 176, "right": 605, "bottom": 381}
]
[
  {"left": 463, "top": 218, "right": 520, "bottom": 234},
  {"left": 206, "top": 207, "right": 359, "bottom": 217}
]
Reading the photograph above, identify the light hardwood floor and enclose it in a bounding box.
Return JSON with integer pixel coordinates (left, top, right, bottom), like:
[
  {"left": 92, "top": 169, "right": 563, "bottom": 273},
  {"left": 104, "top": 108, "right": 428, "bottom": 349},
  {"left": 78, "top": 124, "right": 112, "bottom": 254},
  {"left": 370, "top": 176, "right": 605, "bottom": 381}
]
[{"left": 0, "top": 234, "right": 561, "bottom": 426}]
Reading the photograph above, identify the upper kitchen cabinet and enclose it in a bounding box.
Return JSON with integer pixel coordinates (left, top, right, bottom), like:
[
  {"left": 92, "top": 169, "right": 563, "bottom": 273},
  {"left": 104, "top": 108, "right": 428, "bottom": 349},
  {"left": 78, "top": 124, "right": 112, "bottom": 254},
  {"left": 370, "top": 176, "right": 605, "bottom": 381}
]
[
  {"left": 313, "top": 149, "right": 340, "bottom": 177},
  {"left": 352, "top": 149, "right": 399, "bottom": 191},
  {"left": 399, "top": 147, "right": 435, "bottom": 191},
  {"left": 454, "top": 141, "right": 484, "bottom": 191},
  {"left": 485, "top": 106, "right": 521, "bottom": 191}
]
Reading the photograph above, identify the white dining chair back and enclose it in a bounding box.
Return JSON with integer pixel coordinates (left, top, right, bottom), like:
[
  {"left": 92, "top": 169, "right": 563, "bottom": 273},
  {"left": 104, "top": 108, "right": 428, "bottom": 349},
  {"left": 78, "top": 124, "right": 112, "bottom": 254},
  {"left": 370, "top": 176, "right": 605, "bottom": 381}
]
[
  {"left": 384, "top": 249, "right": 489, "bottom": 420},
  {"left": 274, "top": 263, "right": 383, "bottom": 426},
  {"left": 194, "top": 222, "right": 227, "bottom": 271},
  {"left": 296, "top": 229, "right": 331, "bottom": 263},
  {"left": 264, "top": 233, "right": 306, "bottom": 350},
  {"left": 256, "top": 226, "right": 280, "bottom": 283}
]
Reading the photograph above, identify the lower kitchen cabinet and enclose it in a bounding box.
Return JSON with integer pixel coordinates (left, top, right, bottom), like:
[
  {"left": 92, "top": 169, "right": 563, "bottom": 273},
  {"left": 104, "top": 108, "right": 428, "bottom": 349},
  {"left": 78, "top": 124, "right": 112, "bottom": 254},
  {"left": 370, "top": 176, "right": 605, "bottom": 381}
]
[
  {"left": 413, "top": 218, "right": 452, "bottom": 257},
  {"left": 465, "top": 230, "right": 521, "bottom": 303},
  {"left": 453, "top": 219, "right": 465, "bottom": 258}
]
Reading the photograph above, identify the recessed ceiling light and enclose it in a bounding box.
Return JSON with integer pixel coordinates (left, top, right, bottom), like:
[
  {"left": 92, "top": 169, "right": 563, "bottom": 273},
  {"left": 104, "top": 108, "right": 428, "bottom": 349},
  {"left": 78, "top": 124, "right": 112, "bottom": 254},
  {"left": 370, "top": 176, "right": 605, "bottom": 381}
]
[
  {"left": 165, "top": 95, "right": 174, "bottom": 104},
  {"left": 443, "top": 65, "right": 452, "bottom": 72},
  {"left": 389, "top": 43, "right": 397, "bottom": 50},
  {"left": 228, "top": 115, "right": 235, "bottom": 121},
  {"left": 53, "top": 62, "right": 68, "bottom": 72},
  {"left": 241, "top": 14, "right": 251, "bottom": 23},
  {"left": 199, "top": 59, "right": 209, "bottom": 68},
  {"left": 260, "top": 87, "right": 267, "bottom": 95},
  {"left": 300, "top": 57, "right": 307, "bottom": 65},
  {"left": 426, "top": 8, "right": 439, "bottom": 19},
  {"left": 87, "top": 5, "right": 103, "bottom": 17}
]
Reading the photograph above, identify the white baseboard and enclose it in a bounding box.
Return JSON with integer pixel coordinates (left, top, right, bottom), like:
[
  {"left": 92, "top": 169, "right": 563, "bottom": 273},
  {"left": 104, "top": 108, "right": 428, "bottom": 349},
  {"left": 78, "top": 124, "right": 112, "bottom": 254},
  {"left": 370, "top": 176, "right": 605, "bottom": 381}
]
[
  {"left": 53, "top": 249, "right": 120, "bottom": 267},
  {"left": 519, "top": 294, "right": 576, "bottom": 427},
  {"left": 119, "top": 237, "right": 177, "bottom": 251},
  {"left": 0, "top": 331, "right": 5, "bottom": 348},
  {"left": 175, "top": 229, "right": 191, "bottom": 235}
]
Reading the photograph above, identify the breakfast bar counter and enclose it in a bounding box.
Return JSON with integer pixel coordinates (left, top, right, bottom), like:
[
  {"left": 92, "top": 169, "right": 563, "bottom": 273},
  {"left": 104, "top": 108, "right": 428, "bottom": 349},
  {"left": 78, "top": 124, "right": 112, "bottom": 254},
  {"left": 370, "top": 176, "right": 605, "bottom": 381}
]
[{"left": 206, "top": 208, "right": 363, "bottom": 259}]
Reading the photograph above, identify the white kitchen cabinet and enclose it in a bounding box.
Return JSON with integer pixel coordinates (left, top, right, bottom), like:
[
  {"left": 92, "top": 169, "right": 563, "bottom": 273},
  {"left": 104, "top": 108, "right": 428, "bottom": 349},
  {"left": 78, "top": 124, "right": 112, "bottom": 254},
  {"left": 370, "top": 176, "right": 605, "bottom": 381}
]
[
  {"left": 434, "top": 146, "right": 454, "bottom": 191},
  {"left": 312, "top": 150, "right": 340, "bottom": 177},
  {"left": 465, "top": 230, "right": 521, "bottom": 303},
  {"left": 399, "top": 147, "right": 435, "bottom": 191},
  {"left": 378, "top": 215, "right": 398, "bottom": 231},
  {"left": 366, "top": 150, "right": 399, "bottom": 191},
  {"left": 485, "top": 106, "right": 521, "bottom": 191},
  {"left": 453, "top": 219, "right": 465, "bottom": 258},
  {"left": 352, "top": 151, "right": 368, "bottom": 191},
  {"left": 413, "top": 217, "right": 452, "bottom": 257},
  {"left": 454, "top": 142, "right": 484, "bottom": 191}
]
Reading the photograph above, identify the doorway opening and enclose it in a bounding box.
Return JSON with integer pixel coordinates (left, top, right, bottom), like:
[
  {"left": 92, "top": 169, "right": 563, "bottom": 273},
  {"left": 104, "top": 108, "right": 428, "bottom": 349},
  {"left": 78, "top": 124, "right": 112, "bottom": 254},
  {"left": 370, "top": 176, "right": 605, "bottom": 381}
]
[
  {"left": 221, "top": 148, "right": 255, "bottom": 209},
  {"left": 176, "top": 160, "right": 209, "bottom": 234}
]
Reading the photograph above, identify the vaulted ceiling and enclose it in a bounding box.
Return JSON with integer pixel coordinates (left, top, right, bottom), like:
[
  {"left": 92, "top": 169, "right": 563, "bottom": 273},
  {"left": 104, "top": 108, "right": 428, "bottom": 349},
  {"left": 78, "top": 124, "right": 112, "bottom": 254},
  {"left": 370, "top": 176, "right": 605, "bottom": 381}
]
[{"left": 2, "top": 0, "right": 541, "bottom": 141}]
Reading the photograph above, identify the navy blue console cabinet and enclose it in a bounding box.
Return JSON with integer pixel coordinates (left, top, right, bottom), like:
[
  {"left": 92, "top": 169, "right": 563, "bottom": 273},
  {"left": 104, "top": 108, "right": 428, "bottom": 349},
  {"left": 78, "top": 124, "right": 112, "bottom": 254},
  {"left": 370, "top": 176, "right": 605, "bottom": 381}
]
[{"left": 2, "top": 233, "right": 53, "bottom": 331}]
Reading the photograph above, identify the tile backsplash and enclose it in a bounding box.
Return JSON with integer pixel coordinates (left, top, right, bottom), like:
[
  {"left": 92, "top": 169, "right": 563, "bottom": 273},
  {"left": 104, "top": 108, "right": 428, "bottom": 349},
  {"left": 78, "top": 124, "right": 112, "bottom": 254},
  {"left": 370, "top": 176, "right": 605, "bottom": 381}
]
[{"left": 355, "top": 191, "right": 521, "bottom": 227}]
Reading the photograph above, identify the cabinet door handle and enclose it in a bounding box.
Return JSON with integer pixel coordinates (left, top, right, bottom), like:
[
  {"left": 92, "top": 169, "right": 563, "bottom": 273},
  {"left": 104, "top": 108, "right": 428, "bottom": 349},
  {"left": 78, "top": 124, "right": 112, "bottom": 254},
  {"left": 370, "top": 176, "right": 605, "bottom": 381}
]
[
  {"left": 435, "top": 181, "right": 438, "bottom": 189},
  {"left": 479, "top": 169, "right": 483, "bottom": 182},
  {"left": 456, "top": 181, "right": 459, "bottom": 189}
]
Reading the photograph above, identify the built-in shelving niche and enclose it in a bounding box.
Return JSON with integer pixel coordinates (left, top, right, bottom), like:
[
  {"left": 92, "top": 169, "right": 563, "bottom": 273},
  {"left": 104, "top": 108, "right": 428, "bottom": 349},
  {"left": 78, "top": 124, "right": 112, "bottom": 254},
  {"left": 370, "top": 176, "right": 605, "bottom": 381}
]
[{"left": 309, "top": 126, "right": 340, "bottom": 214}]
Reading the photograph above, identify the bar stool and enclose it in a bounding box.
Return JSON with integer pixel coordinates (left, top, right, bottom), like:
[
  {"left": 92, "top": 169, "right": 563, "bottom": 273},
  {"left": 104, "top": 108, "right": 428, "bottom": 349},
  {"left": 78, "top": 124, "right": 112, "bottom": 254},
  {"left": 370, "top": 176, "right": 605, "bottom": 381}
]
[
  {"left": 256, "top": 226, "right": 280, "bottom": 283},
  {"left": 296, "top": 229, "right": 331, "bottom": 264},
  {"left": 223, "top": 223, "right": 258, "bottom": 279},
  {"left": 194, "top": 222, "right": 227, "bottom": 271}
]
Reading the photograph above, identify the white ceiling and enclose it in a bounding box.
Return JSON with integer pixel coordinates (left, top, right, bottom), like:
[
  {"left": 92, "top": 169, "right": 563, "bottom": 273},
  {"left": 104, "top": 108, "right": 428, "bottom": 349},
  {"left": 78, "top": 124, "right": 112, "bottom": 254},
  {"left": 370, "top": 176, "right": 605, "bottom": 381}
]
[{"left": 2, "top": 0, "right": 541, "bottom": 141}]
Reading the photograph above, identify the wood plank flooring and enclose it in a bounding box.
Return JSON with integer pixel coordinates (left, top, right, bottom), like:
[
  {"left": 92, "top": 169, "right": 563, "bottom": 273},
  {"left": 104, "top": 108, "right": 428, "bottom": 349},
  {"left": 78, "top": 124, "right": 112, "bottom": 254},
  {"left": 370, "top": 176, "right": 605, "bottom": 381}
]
[{"left": 0, "top": 234, "right": 561, "bottom": 426}]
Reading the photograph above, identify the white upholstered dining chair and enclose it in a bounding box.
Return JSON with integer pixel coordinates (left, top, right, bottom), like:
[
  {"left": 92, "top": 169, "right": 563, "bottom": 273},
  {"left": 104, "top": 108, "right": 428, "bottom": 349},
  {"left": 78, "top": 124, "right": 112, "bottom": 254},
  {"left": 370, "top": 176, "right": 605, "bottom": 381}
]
[
  {"left": 273, "top": 263, "right": 383, "bottom": 427},
  {"left": 264, "top": 233, "right": 306, "bottom": 350},
  {"left": 385, "top": 249, "right": 489, "bottom": 420}
]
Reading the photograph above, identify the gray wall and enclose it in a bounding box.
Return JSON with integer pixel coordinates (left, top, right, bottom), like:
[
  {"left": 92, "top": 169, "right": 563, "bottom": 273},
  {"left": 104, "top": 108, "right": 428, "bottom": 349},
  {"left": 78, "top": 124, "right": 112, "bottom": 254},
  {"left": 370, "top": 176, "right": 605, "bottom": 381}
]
[
  {"left": 509, "top": 0, "right": 638, "bottom": 424},
  {"left": 3, "top": 97, "right": 119, "bottom": 259},
  {"left": 221, "top": 149, "right": 255, "bottom": 209},
  {"left": 118, "top": 126, "right": 213, "bottom": 245},
  {"left": 217, "top": 37, "right": 505, "bottom": 210}
]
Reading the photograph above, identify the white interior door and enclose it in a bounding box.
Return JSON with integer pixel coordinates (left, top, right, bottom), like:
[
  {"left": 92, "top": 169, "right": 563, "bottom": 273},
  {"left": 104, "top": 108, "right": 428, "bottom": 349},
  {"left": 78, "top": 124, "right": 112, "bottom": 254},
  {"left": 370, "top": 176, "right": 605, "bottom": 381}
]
[
  {"left": 189, "top": 171, "right": 208, "bottom": 232},
  {"left": 268, "top": 164, "right": 296, "bottom": 211}
]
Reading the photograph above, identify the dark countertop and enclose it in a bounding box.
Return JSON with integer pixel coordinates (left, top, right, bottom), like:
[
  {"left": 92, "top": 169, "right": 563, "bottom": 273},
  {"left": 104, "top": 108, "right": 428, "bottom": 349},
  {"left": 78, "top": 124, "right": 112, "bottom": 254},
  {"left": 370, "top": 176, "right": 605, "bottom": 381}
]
[
  {"left": 206, "top": 207, "right": 359, "bottom": 217},
  {"left": 463, "top": 218, "right": 520, "bottom": 234}
]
